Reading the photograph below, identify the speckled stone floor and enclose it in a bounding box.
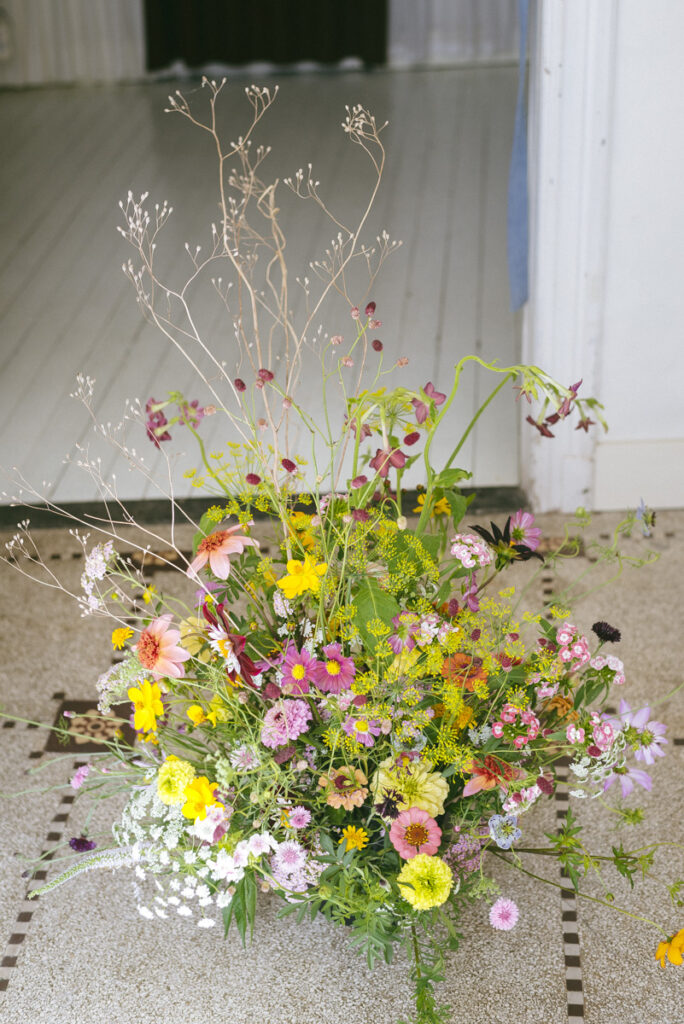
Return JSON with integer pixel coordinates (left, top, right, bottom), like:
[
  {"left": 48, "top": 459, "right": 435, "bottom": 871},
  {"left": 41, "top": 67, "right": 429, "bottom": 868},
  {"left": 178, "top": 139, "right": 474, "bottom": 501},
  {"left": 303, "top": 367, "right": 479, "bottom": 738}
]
[{"left": 0, "top": 510, "right": 682, "bottom": 1024}]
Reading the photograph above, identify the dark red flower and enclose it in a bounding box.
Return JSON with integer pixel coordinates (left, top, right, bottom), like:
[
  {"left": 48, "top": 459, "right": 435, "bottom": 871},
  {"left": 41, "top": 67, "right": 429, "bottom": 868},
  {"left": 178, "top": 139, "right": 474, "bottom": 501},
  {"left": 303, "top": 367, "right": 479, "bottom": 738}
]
[
  {"left": 201, "top": 602, "right": 259, "bottom": 687},
  {"left": 351, "top": 509, "right": 369, "bottom": 522},
  {"left": 526, "top": 415, "right": 555, "bottom": 438},
  {"left": 258, "top": 368, "right": 274, "bottom": 382},
  {"left": 412, "top": 382, "right": 446, "bottom": 424},
  {"left": 404, "top": 431, "right": 420, "bottom": 446},
  {"left": 365, "top": 301, "right": 376, "bottom": 316},
  {"left": 234, "top": 378, "right": 246, "bottom": 392},
  {"left": 281, "top": 458, "right": 296, "bottom": 473},
  {"left": 69, "top": 836, "right": 96, "bottom": 852},
  {"left": 245, "top": 473, "right": 261, "bottom": 485},
  {"left": 371, "top": 339, "right": 383, "bottom": 352},
  {"left": 369, "top": 447, "right": 407, "bottom": 479}
]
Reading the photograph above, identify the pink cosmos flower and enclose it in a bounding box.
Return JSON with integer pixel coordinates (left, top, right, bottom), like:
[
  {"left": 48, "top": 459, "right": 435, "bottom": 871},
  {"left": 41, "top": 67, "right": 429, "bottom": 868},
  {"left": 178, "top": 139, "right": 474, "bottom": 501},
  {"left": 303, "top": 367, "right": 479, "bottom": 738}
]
[
  {"left": 137, "top": 614, "right": 191, "bottom": 679},
  {"left": 509, "top": 510, "right": 542, "bottom": 551},
  {"left": 390, "top": 807, "right": 442, "bottom": 859},
  {"left": 369, "top": 447, "right": 407, "bottom": 479},
  {"left": 412, "top": 382, "right": 446, "bottom": 424},
  {"left": 313, "top": 643, "right": 356, "bottom": 694},
  {"left": 489, "top": 897, "right": 519, "bottom": 931},
  {"left": 260, "top": 699, "right": 312, "bottom": 748},
  {"left": 281, "top": 644, "right": 317, "bottom": 695},
  {"left": 186, "top": 522, "right": 259, "bottom": 580},
  {"left": 603, "top": 764, "right": 652, "bottom": 797}
]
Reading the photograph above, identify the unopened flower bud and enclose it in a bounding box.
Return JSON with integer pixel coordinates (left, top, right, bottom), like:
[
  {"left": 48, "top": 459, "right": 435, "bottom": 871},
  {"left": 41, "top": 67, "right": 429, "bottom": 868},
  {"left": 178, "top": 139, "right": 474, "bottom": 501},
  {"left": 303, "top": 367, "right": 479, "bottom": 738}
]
[
  {"left": 282, "top": 396, "right": 293, "bottom": 410},
  {"left": 371, "top": 339, "right": 383, "bottom": 352},
  {"left": 396, "top": 516, "right": 407, "bottom": 530},
  {"left": 404, "top": 431, "right": 420, "bottom": 446},
  {"left": 234, "top": 378, "right": 246, "bottom": 392},
  {"left": 350, "top": 306, "right": 360, "bottom": 320},
  {"left": 245, "top": 473, "right": 261, "bottom": 485},
  {"left": 341, "top": 356, "right": 354, "bottom": 367},
  {"left": 204, "top": 404, "right": 216, "bottom": 415},
  {"left": 281, "top": 458, "right": 296, "bottom": 473},
  {"left": 352, "top": 475, "right": 368, "bottom": 488},
  {"left": 396, "top": 357, "right": 409, "bottom": 367},
  {"left": 258, "top": 368, "right": 274, "bottom": 382},
  {"left": 369, "top": 319, "right": 382, "bottom": 329},
  {"left": 330, "top": 335, "right": 343, "bottom": 346}
]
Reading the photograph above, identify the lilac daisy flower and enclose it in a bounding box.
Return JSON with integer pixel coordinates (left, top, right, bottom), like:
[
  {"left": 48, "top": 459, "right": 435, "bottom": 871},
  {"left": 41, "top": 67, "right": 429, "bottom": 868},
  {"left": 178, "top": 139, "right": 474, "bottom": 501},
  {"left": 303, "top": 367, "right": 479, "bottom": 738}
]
[
  {"left": 280, "top": 643, "right": 317, "bottom": 695},
  {"left": 313, "top": 643, "right": 355, "bottom": 694},
  {"left": 388, "top": 611, "right": 420, "bottom": 655},
  {"left": 342, "top": 715, "right": 382, "bottom": 748},
  {"left": 603, "top": 763, "right": 652, "bottom": 797},
  {"left": 611, "top": 699, "right": 667, "bottom": 765},
  {"left": 489, "top": 897, "right": 519, "bottom": 931}
]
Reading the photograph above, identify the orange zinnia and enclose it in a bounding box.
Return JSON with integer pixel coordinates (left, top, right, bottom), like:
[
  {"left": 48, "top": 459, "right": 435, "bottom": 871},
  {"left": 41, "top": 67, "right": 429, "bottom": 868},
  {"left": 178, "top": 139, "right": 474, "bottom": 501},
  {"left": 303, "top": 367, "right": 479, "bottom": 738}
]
[{"left": 441, "top": 652, "right": 488, "bottom": 692}]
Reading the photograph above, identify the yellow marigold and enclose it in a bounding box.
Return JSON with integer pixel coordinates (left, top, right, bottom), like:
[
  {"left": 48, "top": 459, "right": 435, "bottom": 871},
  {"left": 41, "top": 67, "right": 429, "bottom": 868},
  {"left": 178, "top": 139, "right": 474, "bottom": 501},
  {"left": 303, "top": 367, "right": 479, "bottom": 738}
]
[
  {"left": 398, "top": 854, "right": 453, "bottom": 910},
  {"left": 157, "top": 755, "right": 196, "bottom": 805},
  {"left": 277, "top": 554, "right": 327, "bottom": 599},
  {"left": 111, "top": 627, "right": 134, "bottom": 650},
  {"left": 181, "top": 776, "right": 223, "bottom": 821},
  {"left": 372, "top": 757, "right": 449, "bottom": 817},
  {"left": 339, "top": 825, "right": 369, "bottom": 851}
]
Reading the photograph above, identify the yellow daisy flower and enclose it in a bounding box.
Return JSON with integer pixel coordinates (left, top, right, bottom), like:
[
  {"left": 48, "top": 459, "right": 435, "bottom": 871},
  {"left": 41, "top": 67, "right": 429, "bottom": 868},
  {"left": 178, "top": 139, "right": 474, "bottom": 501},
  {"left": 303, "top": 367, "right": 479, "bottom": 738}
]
[
  {"left": 276, "top": 555, "right": 327, "bottom": 600},
  {"left": 412, "top": 493, "right": 451, "bottom": 517},
  {"left": 339, "top": 825, "right": 369, "bottom": 852},
  {"left": 127, "top": 680, "right": 163, "bottom": 733},
  {"left": 111, "top": 626, "right": 134, "bottom": 650}
]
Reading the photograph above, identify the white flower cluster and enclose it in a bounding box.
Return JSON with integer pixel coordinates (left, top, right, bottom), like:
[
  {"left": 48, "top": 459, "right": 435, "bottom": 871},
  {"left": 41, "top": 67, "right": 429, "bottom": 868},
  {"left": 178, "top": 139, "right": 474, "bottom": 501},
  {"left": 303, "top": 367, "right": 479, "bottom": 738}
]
[
  {"left": 568, "top": 732, "right": 627, "bottom": 798},
  {"left": 80, "top": 539, "right": 115, "bottom": 613},
  {"left": 97, "top": 654, "right": 144, "bottom": 713}
]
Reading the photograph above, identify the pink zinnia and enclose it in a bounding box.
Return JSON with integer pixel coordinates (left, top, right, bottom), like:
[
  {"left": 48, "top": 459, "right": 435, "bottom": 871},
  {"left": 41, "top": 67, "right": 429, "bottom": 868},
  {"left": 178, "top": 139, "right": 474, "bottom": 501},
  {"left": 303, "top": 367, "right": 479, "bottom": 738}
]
[
  {"left": 281, "top": 644, "right": 317, "bottom": 695},
  {"left": 313, "top": 643, "right": 355, "bottom": 694},
  {"left": 390, "top": 807, "right": 442, "bottom": 860},
  {"left": 260, "top": 699, "right": 312, "bottom": 749},
  {"left": 509, "top": 509, "right": 542, "bottom": 551},
  {"left": 489, "top": 897, "right": 519, "bottom": 931},
  {"left": 186, "top": 522, "right": 259, "bottom": 580},
  {"left": 137, "top": 614, "right": 191, "bottom": 679}
]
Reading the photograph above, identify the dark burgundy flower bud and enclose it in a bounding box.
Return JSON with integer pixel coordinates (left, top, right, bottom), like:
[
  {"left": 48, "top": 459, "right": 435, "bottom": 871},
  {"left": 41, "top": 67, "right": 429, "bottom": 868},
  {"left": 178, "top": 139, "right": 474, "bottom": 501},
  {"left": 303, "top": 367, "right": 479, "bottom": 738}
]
[
  {"left": 245, "top": 473, "right": 261, "bottom": 485},
  {"left": 69, "top": 836, "right": 97, "bottom": 852},
  {"left": 404, "top": 431, "right": 420, "bottom": 446},
  {"left": 352, "top": 694, "right": 368, "bottom": 706},
  {"left": 258, "top": 368, "right": 274, "bottom": 382},
  {"left": 592, "top": 621, "right": 621, "bottom": 643},
  {"left": 365, "top": 301, "right": 376, "bottom": 316},
  {"left": 351, "top": 509, "right": 369, "bottom": 522},
  {"left": 587, "top": 745, "right": 602, "bottom": 758},
  {"left": 234, "top": 378, "right": 246, "bottom": 392},
  {"left": 281, "top": 458, "right": 296, "bottom": 473},
  {"left": 536, "top": 775, "right": 555, "bottom": 796},
  {"left": 371, "top": 339, "right": 383, "bottom": 352},
  {"left": 263, "top": 682, "right": 281, "bottom": 700}
]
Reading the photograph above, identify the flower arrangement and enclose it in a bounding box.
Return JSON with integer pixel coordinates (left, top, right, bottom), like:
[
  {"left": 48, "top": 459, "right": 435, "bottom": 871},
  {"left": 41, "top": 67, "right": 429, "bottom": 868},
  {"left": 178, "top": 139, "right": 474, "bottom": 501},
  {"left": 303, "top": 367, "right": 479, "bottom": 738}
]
[{"left": 3, "top": 80, "right": 682, "bottom": 1024}]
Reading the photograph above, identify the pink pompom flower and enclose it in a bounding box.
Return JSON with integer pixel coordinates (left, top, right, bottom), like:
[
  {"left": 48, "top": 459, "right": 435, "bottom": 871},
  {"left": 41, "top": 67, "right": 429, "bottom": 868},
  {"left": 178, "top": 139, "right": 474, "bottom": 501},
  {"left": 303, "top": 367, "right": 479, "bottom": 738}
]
[
  {"left": 260, "top": 699, "right": 312, "bottom": 749},
  {"left": 390, "top": 807, "right": 442, "bottom": 859},
  {"left": 489, "top": 897, "right": 519, "bottom": 931}
]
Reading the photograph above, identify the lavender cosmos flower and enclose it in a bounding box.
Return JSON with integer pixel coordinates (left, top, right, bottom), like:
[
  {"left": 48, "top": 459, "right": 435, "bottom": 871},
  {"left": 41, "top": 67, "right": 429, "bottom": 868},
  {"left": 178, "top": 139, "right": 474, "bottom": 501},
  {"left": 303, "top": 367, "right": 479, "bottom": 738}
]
[
  {"left": 342, "top": 715, "right": 382, "bottom": 748},
  {"left": 509, "top": 509, "right": 542, "bottom": 551},
  {"left": 280, "top": 643, "right": 318, "bottom": 695},
  {"left": 603, "top": 763, "right": 652, "bottom": 797},
  {"left": 610, "top": 700, "right": 668, "bottom": 766},
  {"left": 388, "top": 611, "right": 420, "bottom": 655}
]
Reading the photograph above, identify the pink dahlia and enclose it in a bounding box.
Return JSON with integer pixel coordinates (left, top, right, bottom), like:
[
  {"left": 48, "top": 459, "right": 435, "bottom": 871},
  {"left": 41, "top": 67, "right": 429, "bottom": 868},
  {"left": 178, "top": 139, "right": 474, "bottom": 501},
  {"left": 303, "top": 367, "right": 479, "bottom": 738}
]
[
  {"left": 489, "top": 897, "right": 519, "bottom": 931},
  {"left": 390, "top": 807, "right": 442, "bottom": 860},
  {"left": 313, "top": 643, "right": 356, "bottom": 694},
  {"left": 509, "top": 509, "right": 542, "bottom": 551},
  {"left": 187, "top": 522, "right": 259, "bottom": 580},
  {"left": 260, "top": 699, "right": 312, "bottom": 749},
  {"left": 137, "top": 614, "right": 191, "bottom": 679}
]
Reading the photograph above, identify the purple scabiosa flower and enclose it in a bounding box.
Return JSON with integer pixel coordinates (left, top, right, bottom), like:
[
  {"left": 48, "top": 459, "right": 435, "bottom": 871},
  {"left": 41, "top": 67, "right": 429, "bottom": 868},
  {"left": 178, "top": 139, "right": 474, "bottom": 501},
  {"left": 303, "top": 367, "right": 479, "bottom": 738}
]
[
  {"left": 272, "top": 840, "right": 307, "bottom": 876},
  {"left": 342, "top": 715, "right": 382, "bottom": 748},
  {"left": 489, "top": 897, "right": 519, "bottom": 931},
  {"left": 388, "top": 611, "right": 420, "bottom": 655},
  {"left": 592, "top": 621, "right": 622, "bottom": 643},
  {"left": 260, "top": 699, "right": 312, "bottom": 748},
  {"left": 603, "top": 763, "right": 652, "bottom": 797},
  {"left": 487, "top": 814, "right": 522, "bottom": 850},
  {"left": 287, "top": 806, "right": 311, "bottom": 829},
  {"left": 369, "top": 446, "right": 407, "bottom": 479},
  {"left": 280, "top": 644, "right": 317, "bottom": 695},
  {"left": 313, "top": 643, "right": 355, "bottom": 694},
  {"left": 412, "top": 382, "right": 446, "bottom": 424},
  {"left": 69, "top": 835, "right": 97, "bottom": 852},
  {"left": 509, "top": 509, "right": 542, "bottom": 551}
]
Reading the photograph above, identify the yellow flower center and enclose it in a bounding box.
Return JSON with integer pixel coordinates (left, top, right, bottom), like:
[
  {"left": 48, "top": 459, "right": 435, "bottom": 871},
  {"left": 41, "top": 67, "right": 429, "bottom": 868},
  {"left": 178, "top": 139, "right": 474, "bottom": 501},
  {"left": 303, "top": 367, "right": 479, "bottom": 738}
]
[
  {"left": 292, "top": 664, "right": 306, "bottom": 680},
  {"left": 356, "top": 720, "right": 368, "bottom": 732},
  {"left": 326, "top": 660, "right": 341, "bottom": 676}
]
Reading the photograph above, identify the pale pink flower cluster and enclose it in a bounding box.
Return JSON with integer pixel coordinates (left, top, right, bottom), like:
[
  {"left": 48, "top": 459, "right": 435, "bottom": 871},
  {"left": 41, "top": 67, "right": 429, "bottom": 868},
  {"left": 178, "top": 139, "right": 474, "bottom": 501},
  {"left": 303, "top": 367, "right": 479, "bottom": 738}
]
[
  {"left": 491, "top": 704, "right": 540, "bottom": 748},
  {"left": 449, "top": 533, "right": 493, "bottom": 571},
  {"left": 590, "top": 711, "right": 615, "bottom": 752},
  {"left": 503, "top": 783, "right": 542, "bottom": 815},
  {"left": 556, "top": 622, "right": 591, "bottom": 670},
  {"left": 590, "top": 653, "right": 626, "bottom": 685},
  {"left": 260, "top": 699, "right": 312, "bottom": 748}
]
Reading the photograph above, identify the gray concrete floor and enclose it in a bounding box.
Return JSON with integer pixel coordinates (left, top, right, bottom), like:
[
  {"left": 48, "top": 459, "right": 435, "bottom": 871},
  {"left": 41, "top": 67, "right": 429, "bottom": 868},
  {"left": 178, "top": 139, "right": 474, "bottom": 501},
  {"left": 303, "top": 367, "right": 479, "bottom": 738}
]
[{"left": 0, "top": 510, "right": 683, "bottom": 1023}]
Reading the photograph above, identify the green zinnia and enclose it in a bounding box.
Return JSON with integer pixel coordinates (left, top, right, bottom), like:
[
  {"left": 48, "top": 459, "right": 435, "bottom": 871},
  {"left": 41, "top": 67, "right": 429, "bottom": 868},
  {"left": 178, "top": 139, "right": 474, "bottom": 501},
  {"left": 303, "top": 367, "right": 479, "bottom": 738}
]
[{"left": 397, "top": 854, "right": 453, "bottom": 910}]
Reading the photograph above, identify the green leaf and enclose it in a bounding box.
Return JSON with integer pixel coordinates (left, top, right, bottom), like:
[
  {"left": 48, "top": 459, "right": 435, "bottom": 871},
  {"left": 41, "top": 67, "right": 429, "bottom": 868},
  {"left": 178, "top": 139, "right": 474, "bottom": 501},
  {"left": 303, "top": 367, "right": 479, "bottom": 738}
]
[
  {"left": 244, "top": 872, "right": 257, "bottom": 941},
  {"left": 435, "top": 468, "right": 472, "bottom": 489},
  {"left": 444, "top": 490, "right": 468, "bottom": 529},
  {"left": 352, "top": 577, "right": 400, "bottom": 648}
]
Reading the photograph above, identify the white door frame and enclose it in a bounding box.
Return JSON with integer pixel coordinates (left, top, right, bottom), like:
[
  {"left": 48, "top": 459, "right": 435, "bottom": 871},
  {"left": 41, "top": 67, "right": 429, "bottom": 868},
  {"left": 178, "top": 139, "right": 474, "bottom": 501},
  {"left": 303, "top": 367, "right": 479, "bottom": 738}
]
[{"left": 522, "top": 0, "right": 619, "bottom": 512}]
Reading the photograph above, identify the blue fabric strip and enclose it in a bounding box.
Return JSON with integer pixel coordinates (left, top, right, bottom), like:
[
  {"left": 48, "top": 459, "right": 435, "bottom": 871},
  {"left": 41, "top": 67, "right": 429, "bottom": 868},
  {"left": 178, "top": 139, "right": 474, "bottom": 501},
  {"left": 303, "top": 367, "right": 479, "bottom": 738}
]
[{"left": 507, "top": 0, "right": 530, "bottom": 310}]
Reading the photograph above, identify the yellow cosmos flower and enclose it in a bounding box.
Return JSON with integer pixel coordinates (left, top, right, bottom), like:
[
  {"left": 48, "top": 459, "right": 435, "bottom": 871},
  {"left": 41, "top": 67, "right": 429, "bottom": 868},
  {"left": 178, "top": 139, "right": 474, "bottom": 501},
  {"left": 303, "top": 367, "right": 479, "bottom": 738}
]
[
  {"left": 276, "top": 555, "right": 327, "bottom": 600},
  {"left": 398, "top": 854, "right": 453, "bottom": 910},
  {"left": 111, "top": 626, "right": 134, "bottom": 650},
  {"left": 412, "top": 493, "right": 451, "bottom": 517},
  {"left": 157, "top": 755, "right": 196, "bottom": 805},
  {"left": 655, "top": 928, "right": 684, "bottom": 967},
  {"left": 181, "top": 775, "right": 223, "bottom": 821},
  {"left": 339, "top": 825, "right": 369, "bottom": 852},
  {"left": 127, "top": 680, "right": 163, "bottom": 733}
]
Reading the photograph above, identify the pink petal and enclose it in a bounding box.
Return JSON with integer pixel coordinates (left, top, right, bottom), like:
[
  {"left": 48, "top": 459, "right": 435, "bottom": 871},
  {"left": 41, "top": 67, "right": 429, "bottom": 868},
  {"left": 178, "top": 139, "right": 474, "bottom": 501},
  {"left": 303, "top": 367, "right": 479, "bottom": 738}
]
[{"left": 208, "top": 553, "right": 232, "bottom": 579}]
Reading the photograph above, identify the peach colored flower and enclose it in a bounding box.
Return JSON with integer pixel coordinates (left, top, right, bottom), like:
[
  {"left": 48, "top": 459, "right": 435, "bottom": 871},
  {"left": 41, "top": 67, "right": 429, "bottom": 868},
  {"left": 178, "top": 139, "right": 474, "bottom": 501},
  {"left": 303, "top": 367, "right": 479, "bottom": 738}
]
[
  {"left": 187, "top": 523, "right": 259, "bottom": 580},
  {"left": 137, "top": 614, "right": 191, "bottom": 679},
  {"left": 390, "top": 807, "right": 442, "bottom": 860},
  {"left": 318, "top": 767, "right": 368, "bottom": 810}
]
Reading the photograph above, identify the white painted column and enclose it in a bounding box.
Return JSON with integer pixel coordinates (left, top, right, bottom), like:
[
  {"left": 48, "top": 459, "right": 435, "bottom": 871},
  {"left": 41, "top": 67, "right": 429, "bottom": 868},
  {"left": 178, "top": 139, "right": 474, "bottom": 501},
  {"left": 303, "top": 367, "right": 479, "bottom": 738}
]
[{"left": 522, "top": 0, "right": 618, "bottom": 512}]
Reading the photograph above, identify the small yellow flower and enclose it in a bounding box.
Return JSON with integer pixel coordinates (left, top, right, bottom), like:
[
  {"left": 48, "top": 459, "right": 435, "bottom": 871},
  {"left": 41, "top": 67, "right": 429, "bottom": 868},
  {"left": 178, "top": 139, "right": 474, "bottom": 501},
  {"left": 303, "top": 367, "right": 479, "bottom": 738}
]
[
  {"left": 276, "top": 555, "right": 328, "bottom": 600},
  {"left": 655, "top": 928, "right": 684, "bottom": 967},
  {"left": 187, "top": 704, "right": 207, "bottom": 727},
  {"left": 111, "top": 626, "right": 134, "bottom": 650},
  {"left": 339, "top": 825, "right": 369, "bottom": 852},
  {"left": 127, "top": 680, "right": 163, "bottom": 733},
  {"left": 142, "top": 584, "right": 158, "bottom": 605},
  {"left": 181, "top": 776, "right": 223, "bottom": 821},
  {"left": 412, "top": 494, "right": 451, "bottom": 517}
]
